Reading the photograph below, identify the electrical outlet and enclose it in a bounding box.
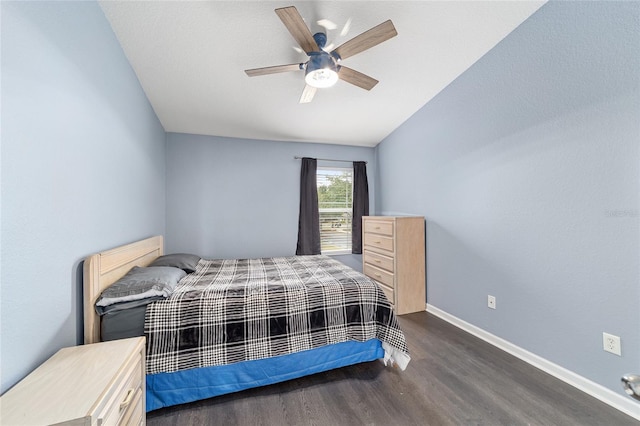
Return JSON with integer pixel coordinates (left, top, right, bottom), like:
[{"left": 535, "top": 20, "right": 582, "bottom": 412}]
[
  {"left": 487, "top": 295, "right": 496, "bottom": 309},
  {"left": 603, "top": 332, "right": 621, "bottom": 356}
]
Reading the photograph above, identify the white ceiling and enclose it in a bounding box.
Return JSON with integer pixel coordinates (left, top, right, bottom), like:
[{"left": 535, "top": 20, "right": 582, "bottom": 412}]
[{"left": 99, "top": 1, "right": 546, "bottom": 147}]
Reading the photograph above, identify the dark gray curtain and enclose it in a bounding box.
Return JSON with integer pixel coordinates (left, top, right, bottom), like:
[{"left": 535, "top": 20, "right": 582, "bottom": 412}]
[
  {"left": 296, "top": 158, "right": 321, "bottom": 255},
  {"left": 352, "top": 161, "right": 369, "bottom": 254}
]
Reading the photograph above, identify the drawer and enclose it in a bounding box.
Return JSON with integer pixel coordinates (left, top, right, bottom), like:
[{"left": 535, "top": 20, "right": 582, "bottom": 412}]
[
  {"left": 364, "top": 233, "right": 394, "bottom": 253},
  {"left": 364, "top": 263, "right": 395, "bottom": 289},
  {"left": 98, "top": 353, "right": 142, "bottom": 426},
  {"left": 120, "top": 387, "right": 143, "bottom": 426},
  {"left": 378, "top": 283, "right": 395, "bottom": 306},
  {"left": 363, "top": 250, "right": 394, "bottom": 273},
  {"left": 364, "top": 220, "right": 394, "bottom": 236}
]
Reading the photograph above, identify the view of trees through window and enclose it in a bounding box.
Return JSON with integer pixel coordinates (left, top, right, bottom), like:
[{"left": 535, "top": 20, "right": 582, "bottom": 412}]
[{"left": 317, "top": 167, "right": 353, "bottom": 254}]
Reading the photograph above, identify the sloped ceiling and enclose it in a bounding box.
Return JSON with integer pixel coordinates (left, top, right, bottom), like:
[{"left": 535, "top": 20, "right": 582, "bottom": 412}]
[{"left": 99, "top": 1, "right": 546, "bottom": 147}]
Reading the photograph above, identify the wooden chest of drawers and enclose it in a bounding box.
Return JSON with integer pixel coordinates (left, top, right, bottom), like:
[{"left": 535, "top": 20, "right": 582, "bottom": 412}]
[
  {"left": 1, "top": 337, "right": 145, "bottom": 426},
  {"left": 362, "top": 216, "right": 425, "bottom": 315}
]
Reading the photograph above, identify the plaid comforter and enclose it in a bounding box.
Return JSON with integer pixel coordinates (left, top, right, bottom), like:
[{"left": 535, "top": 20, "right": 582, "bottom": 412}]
[{"left": 144, "top": 255, "right": 410, "bottom": 375}]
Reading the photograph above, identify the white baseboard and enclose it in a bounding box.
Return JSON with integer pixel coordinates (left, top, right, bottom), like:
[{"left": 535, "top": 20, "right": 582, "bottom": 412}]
[{"left": 426, "top": 304, "right": 640, "bottom": 421}]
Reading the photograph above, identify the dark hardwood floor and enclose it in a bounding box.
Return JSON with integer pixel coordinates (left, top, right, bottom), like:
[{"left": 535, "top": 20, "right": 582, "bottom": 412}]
[{"left": 147, "top": 312, "right": 639, "bottom": 425}]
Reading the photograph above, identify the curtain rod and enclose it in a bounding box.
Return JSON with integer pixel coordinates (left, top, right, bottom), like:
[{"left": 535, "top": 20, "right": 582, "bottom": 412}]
[{"left": 294, "top": 156, "right": 367, "bottom": 164}]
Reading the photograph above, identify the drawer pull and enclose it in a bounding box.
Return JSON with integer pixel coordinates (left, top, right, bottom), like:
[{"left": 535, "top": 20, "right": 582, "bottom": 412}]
[
  {"left": 375, "top": 240, "right": 381, "bottom": 244},
  {"left": 375, "top": 226, "right": 381, "bottom": 230},
  {"left": 120, "top": 388, "right": 135, "bottom": 410},
  {"left": 375, "top": 273, "right": 382, "bottom": 278},
  {"left": 374, "top": 259, "right": 381, "bottom": 263}
]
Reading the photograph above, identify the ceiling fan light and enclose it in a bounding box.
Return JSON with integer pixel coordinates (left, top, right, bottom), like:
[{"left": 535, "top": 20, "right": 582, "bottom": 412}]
[
  {"left": 305, "top": 68, "right": 339, "bottom": 88},
  {"left": 305, "top": 52, "right": 339, "bottom": 88}
]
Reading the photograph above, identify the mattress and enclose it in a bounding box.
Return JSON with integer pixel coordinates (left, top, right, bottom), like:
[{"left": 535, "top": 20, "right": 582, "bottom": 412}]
[
  {"left": 144, "top": 255, "right": 410, "bottom": 375},
  {"left": 101, "top": 305, "right": 146, "bottom": 341}
]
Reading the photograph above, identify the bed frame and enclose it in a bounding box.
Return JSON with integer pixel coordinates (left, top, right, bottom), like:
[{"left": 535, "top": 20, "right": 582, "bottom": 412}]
[{"left": 83, "top": 236, "right": 163, "bottom": 344}]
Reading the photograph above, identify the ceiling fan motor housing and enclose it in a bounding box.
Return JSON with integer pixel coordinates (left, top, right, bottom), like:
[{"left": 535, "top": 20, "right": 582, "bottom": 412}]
[{"left": 313, "top": 32, "right": 328, "bottom": 49}]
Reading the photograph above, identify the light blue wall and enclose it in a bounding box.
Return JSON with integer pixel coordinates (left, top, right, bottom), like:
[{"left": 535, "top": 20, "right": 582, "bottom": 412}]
[
  {"left": 376, "top": 1, "right": 639, "bottom": 396},
  {"left": 1, "top": 1, "right": 166, "bottom": 392},
  {"left": 165, "top": 133, "right": 375, "bottom": 259}
]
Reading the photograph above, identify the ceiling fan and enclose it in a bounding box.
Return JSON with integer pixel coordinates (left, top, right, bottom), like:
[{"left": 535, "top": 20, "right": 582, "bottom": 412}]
[{"left": 244, "top": 6, "right": 397, "bottom": 103}]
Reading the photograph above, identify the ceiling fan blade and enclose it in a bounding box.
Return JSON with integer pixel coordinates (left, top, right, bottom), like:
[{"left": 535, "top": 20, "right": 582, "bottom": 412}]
[
  {"left": 338, "top": 66, "right": 378, "bottom": 91},
  {"left": 275, "top": 6, "right": 319, "bottom": 54},
  {"left": 332, "top": 20, "right": 397, "bottom": 60},
  {"left": 340, "top": 18, "right": 352, "bottom": 37},
  {"left": 317, "top": 19, "right": 337, "bottom": 30},
  {"left": 299, "top": 85, "right": 317, "bottom": 103},
  {"left": 245, "top": 63, "right": 302, "bottom": 77}
]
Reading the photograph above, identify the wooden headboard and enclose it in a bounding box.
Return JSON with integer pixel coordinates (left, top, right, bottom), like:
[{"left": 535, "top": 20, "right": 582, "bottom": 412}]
[{"left": 83, "top": 236, "right": 163, "bottom": 344}]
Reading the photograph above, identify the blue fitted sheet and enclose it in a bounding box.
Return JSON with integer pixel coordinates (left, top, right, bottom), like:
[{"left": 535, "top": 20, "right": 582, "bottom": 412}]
[{"left": 146, "top": 338, "right": 384, "bottom": 411}]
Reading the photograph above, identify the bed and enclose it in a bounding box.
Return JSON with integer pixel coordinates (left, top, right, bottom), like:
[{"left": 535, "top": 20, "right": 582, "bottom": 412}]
[{"left": 83, "top": 236, "right": 410, "bottom": 412}]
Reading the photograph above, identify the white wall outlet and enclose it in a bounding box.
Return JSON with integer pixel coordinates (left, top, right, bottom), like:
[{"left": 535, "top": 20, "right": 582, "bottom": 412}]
[
  {"left": 487, "top": 295, "right": 496, "bottom": 309},
  {"left": 603, "top": 332, "right": 621, "bottom": 356}
]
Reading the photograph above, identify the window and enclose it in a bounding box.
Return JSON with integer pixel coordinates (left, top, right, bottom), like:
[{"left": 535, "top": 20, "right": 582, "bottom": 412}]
[{"left": 317, "top": 167, "right": 353, "bottom": 254}]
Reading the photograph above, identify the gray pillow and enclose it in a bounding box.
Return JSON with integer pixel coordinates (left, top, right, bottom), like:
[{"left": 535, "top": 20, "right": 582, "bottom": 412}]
[
  {"left": 95, "top": 266, "right": 186, "bottom": 311},
  {"left": 149, "top": 253, "right": 201, "bottom": 273}
]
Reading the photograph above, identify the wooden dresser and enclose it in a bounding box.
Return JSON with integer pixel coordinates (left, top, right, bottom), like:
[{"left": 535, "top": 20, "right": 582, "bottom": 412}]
[
  {"left": 1, "top": 337, "right": 145, "bottom": 426},
  {"left": 362, "top": 216, "right": 426, "bottom": 315}
]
